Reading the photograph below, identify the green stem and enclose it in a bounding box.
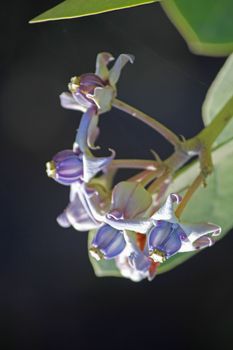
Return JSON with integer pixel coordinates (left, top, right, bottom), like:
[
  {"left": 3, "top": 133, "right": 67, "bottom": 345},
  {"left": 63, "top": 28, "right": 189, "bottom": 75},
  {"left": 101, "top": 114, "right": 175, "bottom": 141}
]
[
  {"left": 198, "top": 96, "right": 233, "bottom": 148},
  {"left": 182, "top": 96, "right": 233, "bottom": 177},
  {"left": 164, "top": 150, "right": 191, "bottom": 172},
  {"left": 112, "top": 98, "right": 181, "bottom": 147},
  {"left": 183, "top": 96, "right": 233, "bottom": 153},
  {"left": 172, "top": 97, "right": 233, "bottom": 218}
]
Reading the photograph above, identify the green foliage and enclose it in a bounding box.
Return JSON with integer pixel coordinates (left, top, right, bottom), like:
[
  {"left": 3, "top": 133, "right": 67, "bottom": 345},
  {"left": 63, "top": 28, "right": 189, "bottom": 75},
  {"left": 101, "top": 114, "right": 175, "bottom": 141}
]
[
  {"left": 31, "top": 0, "right": 233, "bottom": 57},
  {"left": 158, "top": 138, "right": 233, "bottom": 273},
  {"left": 30, "top": 0, "right": 157, "bottom": 23},
  {"left": 158, "top": 56, "right": 233, "bottom": 273},
  {"left": 162, "top": 0, "right": 233, "bottom": 56},
  {"left": 202, "top": 54, "right": 233, "bottom": 146}
]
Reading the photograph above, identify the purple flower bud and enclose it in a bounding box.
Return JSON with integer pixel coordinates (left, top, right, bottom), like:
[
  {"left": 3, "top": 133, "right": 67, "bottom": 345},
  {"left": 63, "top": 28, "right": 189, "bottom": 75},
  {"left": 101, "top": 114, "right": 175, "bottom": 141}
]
[
  {"left": 46, "top": 150, "right": 83, "bottom": 185},
  {"left": 90, "top": 224, "right": 126, "bottom": 260},
  {"left": 68, "top": 73, "right": 106, "bottom": 107},
  {"left": 148, "top": 221, "right": 182, "bottom": 262}
]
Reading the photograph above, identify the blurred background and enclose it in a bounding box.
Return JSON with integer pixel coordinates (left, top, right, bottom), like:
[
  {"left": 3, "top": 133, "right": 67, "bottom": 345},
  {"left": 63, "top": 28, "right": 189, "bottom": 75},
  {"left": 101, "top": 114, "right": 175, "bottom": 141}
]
[{"left": 1, "top": 1, "right": 233, "bottom": 349}]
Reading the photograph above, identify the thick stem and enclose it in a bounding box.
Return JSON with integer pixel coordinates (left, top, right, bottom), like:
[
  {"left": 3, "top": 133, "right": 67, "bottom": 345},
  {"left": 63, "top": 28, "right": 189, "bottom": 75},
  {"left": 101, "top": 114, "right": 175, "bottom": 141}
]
[
  {"left": 198, "top": 96, "right": 233, "bottom": 148},
  {"left": 177, "top": 96, "right": 233, "bottom": 179},
  {"left": 164, "top": 150, "right": 191, "bottom": 172},
  {"left": 113, "top": 98, "right": 181, "bottom": 147},
  {"left": 183, "top": 96, "right": 233, "bottom": 156}
]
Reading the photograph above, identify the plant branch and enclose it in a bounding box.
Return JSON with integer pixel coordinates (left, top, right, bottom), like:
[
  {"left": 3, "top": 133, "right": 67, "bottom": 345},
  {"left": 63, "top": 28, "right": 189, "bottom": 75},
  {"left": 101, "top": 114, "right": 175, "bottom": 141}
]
[
  {"left": 198, "top": 96, "right": 233, "bottom": 148},
  {"left": 181, "top": 96, "right": 233, "bottom": 179}
]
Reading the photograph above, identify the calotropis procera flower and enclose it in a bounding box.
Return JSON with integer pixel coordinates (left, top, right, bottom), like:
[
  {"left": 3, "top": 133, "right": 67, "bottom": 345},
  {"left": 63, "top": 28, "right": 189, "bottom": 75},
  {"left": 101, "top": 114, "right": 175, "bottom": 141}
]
[
  {"left": 147, "top": 193, "right": 221, "bottom": 263},
  {"left": 60, "top": 52, "right": 134, "bottom": 114},
  {"left": 46, "top": 107, "right": 115, "bottom": 184},
  {"left": 116, "top": 189, "right": 222, "bottom": 281},
  {"left": 89, "top": 181, "right": 152, "bottom": 261}
]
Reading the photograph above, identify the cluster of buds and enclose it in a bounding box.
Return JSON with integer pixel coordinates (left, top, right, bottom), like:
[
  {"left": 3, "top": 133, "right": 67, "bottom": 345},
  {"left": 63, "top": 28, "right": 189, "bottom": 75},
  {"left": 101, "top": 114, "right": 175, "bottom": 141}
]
[{"left": 46, "top": 53, "right": 221, "bottom": 282}]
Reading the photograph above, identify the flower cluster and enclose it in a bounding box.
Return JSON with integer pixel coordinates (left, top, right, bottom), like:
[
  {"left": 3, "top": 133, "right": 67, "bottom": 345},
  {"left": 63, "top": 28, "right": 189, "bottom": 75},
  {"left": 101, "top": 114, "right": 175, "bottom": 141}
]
[{"left": 47, "top": 52, "right": 221, "bottom": 282}]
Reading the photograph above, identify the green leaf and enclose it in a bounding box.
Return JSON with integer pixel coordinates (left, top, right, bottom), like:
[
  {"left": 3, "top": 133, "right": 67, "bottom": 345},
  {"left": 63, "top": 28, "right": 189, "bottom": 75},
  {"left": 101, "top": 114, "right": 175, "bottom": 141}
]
[
  {"left": 88, "top": 230, "right": 122, "bottom": 278},
  {"left": 157, "top": 138, "right": 233, "bottom": 274},
  {"left": 30, "top": 0, "right": 157, "bottom": 23},
  {"left": 202, "top": 54, "right": 233, "bottom": 146},
  {"left": 162, "top": 0, "right": 233, "bottom": 56}
]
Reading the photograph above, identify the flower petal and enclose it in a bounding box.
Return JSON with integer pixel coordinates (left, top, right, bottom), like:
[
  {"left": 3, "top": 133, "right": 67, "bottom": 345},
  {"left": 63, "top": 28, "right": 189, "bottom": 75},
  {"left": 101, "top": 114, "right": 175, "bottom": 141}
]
[
  {"left": 180, "top": 222, "right": 221, "bottom": 243},
  {"left": 56, "top": 211, "right": 71, "bottom": 228},
  {"left": 67, "top": 196, "right": 101, "bottom": 231},
  {"left": 59, "top": 92, "right": 87, "bottom": 112},
  {"left": 75, "top": 107, "right": 98, "bottom": 154},
  {"left": 86, "top": 115, "right": 100, "bottom": 150},
  {"left": 95, "top": 52, "right": 114, "bottom": 81},
  {"left": 109, "top": 54, "right": 134, "bottom": 87},
  {"left": 77, "top": 184, "right": 105, "bottom": 223},
  {"left": 148, "top": 221, "right": 172, "bottom": 250},
  {"left": 91, "top": 225, "right": 126, "bottom": 259},
  {"left": 57, "top": 191, "right": 101, "bottom": 231},
  {"left": 88, "top": 86, "right": 115, "bottom": 114},
  {"left": 72, "top": 91, "right": 94, "bottom": 110},
  {"left": 152, "top": 193, "right": 181, "bottom": 222},
  {"left": 82, "top": 149, "right": 115, "bottom": 183},
  {"left": 49, "top": 149, "right": 83, "bottom": 185},
  {"left": 179, "top": 235, "right": 215, "bottom": 252},
  {"left": 148, "top": 222, "right": 182, "bottom": 257},
  {"left": 104, "top": 216, "right": 151, "bottom": 234},
  {"left": 178, "top": 240, "right": 196, "bottom": 253},
  {"left": 109, "top": 181, "right": 152, "bottom": 220},
  {"left": 69, "top": 183, "right": 79, "bottom": 202},
  {"left": 162, "top": 228, "right": 182, "bottom": 256},
  {"left": 192, "top": 236, "right": 215, "bottom": 249}
]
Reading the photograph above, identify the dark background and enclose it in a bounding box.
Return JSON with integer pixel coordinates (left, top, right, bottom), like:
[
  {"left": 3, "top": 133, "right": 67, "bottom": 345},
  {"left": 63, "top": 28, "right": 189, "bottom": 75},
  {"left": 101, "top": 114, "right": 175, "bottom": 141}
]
[{"left": 1, "top": 1, "right": 233, "bottom": 349}]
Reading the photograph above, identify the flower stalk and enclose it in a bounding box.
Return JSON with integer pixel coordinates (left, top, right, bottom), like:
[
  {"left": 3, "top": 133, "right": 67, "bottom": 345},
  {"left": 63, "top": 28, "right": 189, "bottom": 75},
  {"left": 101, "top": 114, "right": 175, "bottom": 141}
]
[
  {"left": 113, "top": 98, "right": 181, "bottom": 147},
  {"left": 175, "top": 173, "right": 204, "bottom": 219},
  {"left": 110, "top": 159, "right": 158, "bottom": 170}
]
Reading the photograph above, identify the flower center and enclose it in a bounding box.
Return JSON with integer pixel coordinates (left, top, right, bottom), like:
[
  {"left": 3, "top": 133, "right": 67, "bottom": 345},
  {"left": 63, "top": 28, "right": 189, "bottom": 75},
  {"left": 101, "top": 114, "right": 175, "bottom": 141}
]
[
  {"left": 89, "top": 246, "right": 104, "bottom": 261},
  {"left": 150, "top": 249, "right": 166, "bottom": 263},
  {"left": 68, "top": 76, "right": 81, "bottom": 93},
  {"left": 46, "top": 161, "right": 56, "bottom": 178}
]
